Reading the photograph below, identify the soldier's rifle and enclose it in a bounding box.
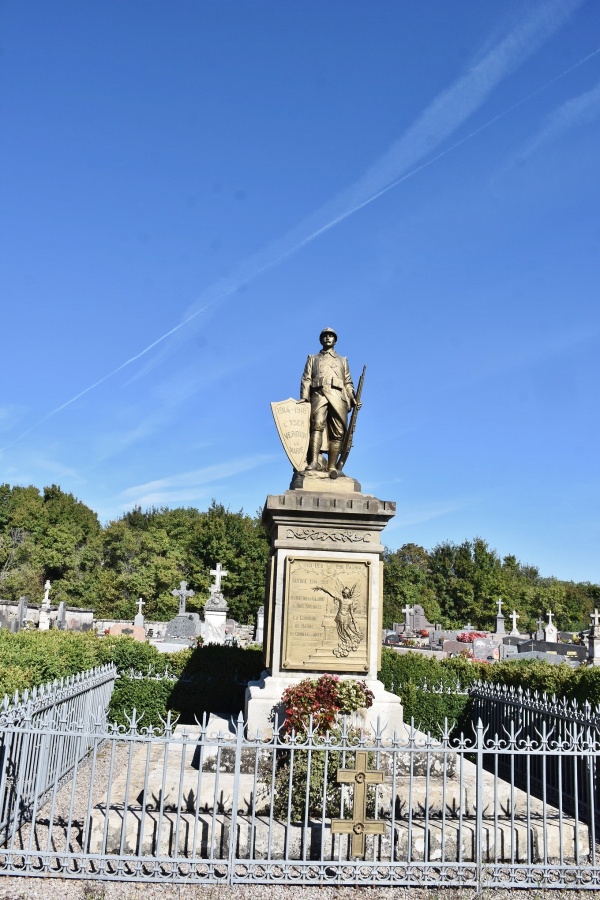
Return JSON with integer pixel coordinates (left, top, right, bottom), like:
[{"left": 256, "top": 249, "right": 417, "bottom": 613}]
[{"left": 333, "top": 365, "right": 366, "bottom": 477}]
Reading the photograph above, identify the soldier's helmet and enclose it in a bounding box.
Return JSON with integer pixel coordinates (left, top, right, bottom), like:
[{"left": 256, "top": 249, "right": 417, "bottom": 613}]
[{"left": 319, "top": 327, "right": 338, "bottom": 342}]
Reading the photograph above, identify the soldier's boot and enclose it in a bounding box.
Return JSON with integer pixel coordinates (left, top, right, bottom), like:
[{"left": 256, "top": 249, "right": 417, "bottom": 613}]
[
  {"left": 327, "top": 440, "right": 342, "bottom": 471},
  {"left": 306, "top": 431, "right": 323, "bottom": 470}
]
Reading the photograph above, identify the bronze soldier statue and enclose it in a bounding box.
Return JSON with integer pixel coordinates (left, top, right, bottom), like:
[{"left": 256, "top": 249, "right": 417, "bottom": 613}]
[{"left": 300, "top": 327, "right": 360, "bottom": 472}]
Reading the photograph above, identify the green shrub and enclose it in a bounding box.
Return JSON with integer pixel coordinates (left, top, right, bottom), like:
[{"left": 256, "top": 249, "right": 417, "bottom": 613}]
[
  {"left": 108, "top": 677, "right": 174, "bottom": 729},
  {"left": 0, "top": 663, "right": 36, "bottom": 698}
]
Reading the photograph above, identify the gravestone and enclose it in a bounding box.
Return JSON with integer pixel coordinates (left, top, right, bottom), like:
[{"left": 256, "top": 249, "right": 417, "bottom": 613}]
[
  {"left": 203, "top": 564, "right": 229, "bottom": 645},
  {"left": 544, "top": 610, "right": 558, "bottom": 644},
  {"left": 510, "top": 610, "right": 520, "bottom": 637},
  {"left": 16, "top": 595, "right": 28, "bottom": 632},
  {"left": 443, "top": 639, "right": 468, "bottom": 657},
  {"left": 588, "top": 609, "right": 600, "bottom": 666},
  {"left": 134, "top": 597, "right": 146, "bottom": 629},
  {"left": 255, "top": 605, "right": 265, "bottom": 644},
  {"left": 163, "top": 580, "right": 201, "bottom": 643},
  {"left": 535, "top": 615, "right": 545, "bottom": 642},
  {"left": 495, "top": 598, "right": 505, "bottom": 635},
  {"left": 109, "top": 622, "right": 146, "bottom": 641},
  {"left": 56, "top": 601, "right": 67, "bottom": 631},
  {"left": 472, "top": 637, "right": 499, "bottom": 661},
  {"left": 401, "top": 603, "right": 433, "bottom": 635},
  {"left": 39, "top": 580, "right": 52, "bottom": 631}
]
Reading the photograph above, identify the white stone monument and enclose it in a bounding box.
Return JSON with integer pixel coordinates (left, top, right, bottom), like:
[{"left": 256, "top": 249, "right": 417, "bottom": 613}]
[
  {"left": 255, "top": 605, "right": 265, "bottom": 644},
  {"left": 544, "top": 610, "right": 558, "bottom": 643},
  {"left": 39, "top": 580, "right": 52, "bottom": 631},
  {"left": 134, "top": 597, "right": 146, "bottom": 629},
  {"left": 509, "top": 610, "right": 520, "bottom": 637},
  {"left": 203, "top": 564, "right": 229, "bottom": 645},
  {"left": 495, "top": 598, "right": 505, "bottom": 635}
]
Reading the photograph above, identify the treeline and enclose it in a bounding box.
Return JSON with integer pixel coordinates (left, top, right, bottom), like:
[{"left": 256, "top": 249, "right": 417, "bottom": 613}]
[
  {"left": 383, "top": 539, "right": 600, "bottom": 632},
  {"left": 1, "top": 484, "right": 598, "bottom": 631},
  {"left": 0, "top": 484, "right": 269, "bottom": 623}
]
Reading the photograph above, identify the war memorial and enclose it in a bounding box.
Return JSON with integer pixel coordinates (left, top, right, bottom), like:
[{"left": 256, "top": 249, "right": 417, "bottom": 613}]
[{"left": 247, "top": 326, "right": 403, "bottom": 736}]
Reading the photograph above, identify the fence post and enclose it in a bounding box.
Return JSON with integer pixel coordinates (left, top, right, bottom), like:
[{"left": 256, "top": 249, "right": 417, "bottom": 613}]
[
  {"left": 475, "top": 717, "right": 484, "bottom": 892},
  {"left": 228, "top": 711, "right": 245, "bottom": 884}
]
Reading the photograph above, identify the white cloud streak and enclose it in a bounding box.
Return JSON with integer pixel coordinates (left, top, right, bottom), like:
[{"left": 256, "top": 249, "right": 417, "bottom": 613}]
[
  {"left": 2, "top": 0, "right": 589, "bottom": 451},
  {"left": 119, "top": 454, "right": 277, "bottom": 509},
  {"left": 518, "top": 77, "right": 600, "bottom": 159}
]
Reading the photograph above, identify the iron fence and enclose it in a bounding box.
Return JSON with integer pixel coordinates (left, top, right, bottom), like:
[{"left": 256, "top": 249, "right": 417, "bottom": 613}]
[
  {"left": 0, "top": 664, "right": 117, "bottom": 845},
  {"left": 1, "top": 702, "right": 599, "bottom": 888},
  {"left": 471, "top": 681, "right": 600, "bottom": 827}
]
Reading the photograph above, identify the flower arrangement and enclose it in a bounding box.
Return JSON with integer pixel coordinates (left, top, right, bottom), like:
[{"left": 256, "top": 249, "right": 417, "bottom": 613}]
[
  {"left": 280, "top": 674, "right": 374, "bottom": 736},
  {"left": 456, "top": 631, "right": 487, "bottom": 643}
]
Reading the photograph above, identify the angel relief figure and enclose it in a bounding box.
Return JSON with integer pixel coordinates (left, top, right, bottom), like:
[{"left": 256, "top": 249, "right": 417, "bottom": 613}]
[{"left": 313, "top": 579, "right": 364, "bottom": 657}]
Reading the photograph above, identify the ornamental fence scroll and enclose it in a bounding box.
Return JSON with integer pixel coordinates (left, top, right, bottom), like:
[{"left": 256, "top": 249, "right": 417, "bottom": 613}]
[
  {"left": 0, "top": 664, "right": 117, "bottom": 845},
  {"left": 0, "top": 702, "right": 600, "bottom": 887}
]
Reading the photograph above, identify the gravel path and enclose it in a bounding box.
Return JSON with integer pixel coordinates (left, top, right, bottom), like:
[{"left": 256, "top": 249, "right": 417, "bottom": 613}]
[{"left": 0, "top": 883, "right": 597, "bottom": 900}]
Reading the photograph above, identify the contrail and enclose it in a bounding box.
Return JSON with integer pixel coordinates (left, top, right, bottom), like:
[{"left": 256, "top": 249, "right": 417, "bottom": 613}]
[{"left": 2, "top": 0, "right": 593, "bottom": 452}]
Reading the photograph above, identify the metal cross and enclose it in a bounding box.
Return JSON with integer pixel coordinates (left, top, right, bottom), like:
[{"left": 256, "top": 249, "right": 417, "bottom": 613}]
[
  {"left": 331, "top": 751, "right": 385, "bottom": 857},
  {"left": 137, "top": 597, "right": 146, "bottom": 616},
  {"left": 210, "top": 563, "right": 229, "bottom": 593},
  {"left": 172, "top": 580, "right": 195, "bottom": 615},
  {"left": 590, "top": 609, "right": 600, "bottom": 628}
]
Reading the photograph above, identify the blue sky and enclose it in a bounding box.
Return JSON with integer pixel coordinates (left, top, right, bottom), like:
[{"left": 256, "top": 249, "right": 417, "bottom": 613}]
[{"left": 1, "top": 0, "right": 599, "bottom": 583}]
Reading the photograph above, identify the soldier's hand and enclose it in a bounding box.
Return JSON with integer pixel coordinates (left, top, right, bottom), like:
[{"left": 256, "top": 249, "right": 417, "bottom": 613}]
[{"left": 354, "top": 400, "right": 362, "bottom": 410}]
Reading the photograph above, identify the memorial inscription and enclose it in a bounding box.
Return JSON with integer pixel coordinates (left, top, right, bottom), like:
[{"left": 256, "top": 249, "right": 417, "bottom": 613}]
[{"left": 282, "top": 556, "right": 370, "bottom": 673}]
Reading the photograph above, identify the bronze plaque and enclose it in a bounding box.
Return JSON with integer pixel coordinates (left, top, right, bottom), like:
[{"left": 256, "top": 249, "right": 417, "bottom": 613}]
[
  {"left": 270, "top": 398, "right": 310, "bottom": 472},
  {"left": 282, "top": 556, "right": 370, "bottom": 673}
]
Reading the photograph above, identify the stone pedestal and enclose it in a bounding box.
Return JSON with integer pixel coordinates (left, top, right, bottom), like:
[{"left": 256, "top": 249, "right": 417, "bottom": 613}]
[
  {"left": 38, "top": 608, "right": 51, "bottom": 631},
  {"left": 245, "top": 487, "right": 403, "bottom": 737},
  {"left": 203, "top": 592, "right": 229, "bottom": 645}
]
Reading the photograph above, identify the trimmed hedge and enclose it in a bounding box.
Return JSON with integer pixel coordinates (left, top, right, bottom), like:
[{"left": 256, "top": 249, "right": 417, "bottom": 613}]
[{"left": 378, "top": 648, "right": 600, "bottom": 734}]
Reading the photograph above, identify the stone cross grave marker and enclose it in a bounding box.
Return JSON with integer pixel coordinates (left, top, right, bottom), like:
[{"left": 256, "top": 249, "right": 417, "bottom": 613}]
[
  {"left": 210, "top": 563, "right": 229, "bottom": 594},
  {"left": 172, "top": 581, "right": 194, "bottom": 616},
  {"left": 42, "top": 580, "right": 51, "bottom": 610},
  {"left": 134, "top": 597, "right": 146, "bottom": 628},
  {"left": 591, "top": 609, "right": 600, "bottom": 630},
  {"left": 536, "top": 615, "right": 545, "bottom": 641},
  {"left": 496, "top": 598, "right": 503, "bottom": 616},
  {"left": 331, "top": 751, "right": 385, "bottom": 857},
  {"left": 510, "top": 610, "right": 520, "bottom": 635}
]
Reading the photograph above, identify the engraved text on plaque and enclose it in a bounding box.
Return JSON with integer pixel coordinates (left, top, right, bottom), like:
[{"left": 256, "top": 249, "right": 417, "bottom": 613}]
[{"left": 282, "top": 557, "right": 370, "bottom": 673}]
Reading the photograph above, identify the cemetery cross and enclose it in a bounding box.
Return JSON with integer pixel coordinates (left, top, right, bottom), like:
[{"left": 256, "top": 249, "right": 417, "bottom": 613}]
[
  {"left": 137, "top": 597, "right": 145, "bottom": 616},
  {"left": 210, "top": 563, "right": 229, "bottom": 594},
  {"left": 172, "top": 581, "right": 195, "bottom": 616}
]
